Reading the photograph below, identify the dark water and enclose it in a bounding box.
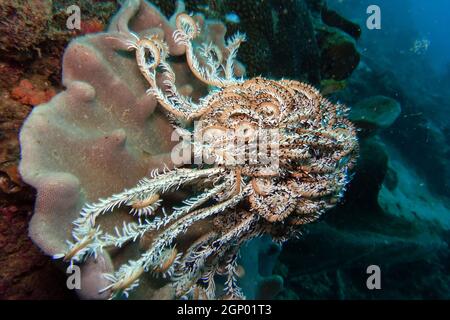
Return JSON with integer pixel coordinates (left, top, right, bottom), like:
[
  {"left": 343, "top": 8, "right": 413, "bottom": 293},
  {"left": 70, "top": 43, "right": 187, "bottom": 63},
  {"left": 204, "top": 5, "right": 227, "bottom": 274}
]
[{"left": 275, "top": 0, "right": 450, "bottom": 299}]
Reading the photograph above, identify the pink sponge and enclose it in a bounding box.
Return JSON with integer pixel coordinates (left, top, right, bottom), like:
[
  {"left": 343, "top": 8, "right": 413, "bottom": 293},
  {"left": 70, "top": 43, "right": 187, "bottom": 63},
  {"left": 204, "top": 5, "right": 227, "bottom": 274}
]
[{"left": 19, "top": 0, "right": 241, "bottom": 299}]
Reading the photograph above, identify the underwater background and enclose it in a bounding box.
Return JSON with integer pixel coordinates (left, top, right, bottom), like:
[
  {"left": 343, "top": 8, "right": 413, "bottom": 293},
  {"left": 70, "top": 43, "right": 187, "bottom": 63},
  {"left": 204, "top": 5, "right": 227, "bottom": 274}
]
[{"left": 0, "top": 0, "right": 449, "bottom": 299}]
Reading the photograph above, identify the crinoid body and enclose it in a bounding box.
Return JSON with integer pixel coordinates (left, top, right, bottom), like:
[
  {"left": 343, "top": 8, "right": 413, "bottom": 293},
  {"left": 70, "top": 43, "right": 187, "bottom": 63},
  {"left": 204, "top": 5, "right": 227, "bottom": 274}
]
[{"left": 56, "top": 12, "right": 358, "bottom": 299}]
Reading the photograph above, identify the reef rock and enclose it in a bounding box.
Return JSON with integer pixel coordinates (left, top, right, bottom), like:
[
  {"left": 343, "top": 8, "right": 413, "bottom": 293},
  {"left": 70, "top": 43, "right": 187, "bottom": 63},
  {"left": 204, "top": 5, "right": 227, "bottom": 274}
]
[
  {"left": 350, "top": 95, "right": 401, "bottom": 133},
  {"left": 0, "top": 0, "right": 52, "bottom": 60},
  {"left": 316, "top": 25, "right": 360, "bottom": 81},
  {"left": 321, "top": 7, "right": 361, "bottom": 40}
]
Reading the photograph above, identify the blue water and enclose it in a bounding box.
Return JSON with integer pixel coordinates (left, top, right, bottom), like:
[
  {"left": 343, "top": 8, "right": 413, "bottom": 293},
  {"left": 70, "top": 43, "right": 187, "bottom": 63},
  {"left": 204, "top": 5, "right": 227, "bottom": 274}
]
[
  {"left": 328, "top": 0, "right": 450, "bottom": 74},
  {"left": 410, "top": 0, "right": 450, "bottom": 72}
]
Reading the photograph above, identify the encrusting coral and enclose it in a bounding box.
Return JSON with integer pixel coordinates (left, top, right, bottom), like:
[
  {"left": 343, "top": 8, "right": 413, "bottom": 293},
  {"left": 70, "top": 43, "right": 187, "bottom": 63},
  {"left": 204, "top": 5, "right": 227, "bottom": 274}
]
[
  {"left": 0, "top": 0, "right": 52, "bottom": 58},
  {"left": 20, "top": 0, "right": 358, "bottom": 299}
]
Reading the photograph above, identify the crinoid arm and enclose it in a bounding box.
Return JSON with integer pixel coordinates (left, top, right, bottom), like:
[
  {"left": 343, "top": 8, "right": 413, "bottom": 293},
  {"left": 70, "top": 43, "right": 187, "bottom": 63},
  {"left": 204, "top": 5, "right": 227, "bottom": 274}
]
[
  {"left": 223, "top": 32, "right": 247, "bottom": 80},
  {"left": 55, "top": 167, "right": 224, "bottom": 264},
  {"left": 172, "top": 208, "right": 262, "bottom": 300},
  {"left": 174, "top": 13, "right": 246, "bottom": 88},
  {"left": 130, "top": 34, "right": 199, "bottom": 122},
  {"left": 56, "top": 166, "right": 263, "bottom": 299},
  {"left": 97, "top": 183, "right": 252, "bottom": 299},
  {"left": 123, "top": 11, "right": 247, "bottom": 124}
]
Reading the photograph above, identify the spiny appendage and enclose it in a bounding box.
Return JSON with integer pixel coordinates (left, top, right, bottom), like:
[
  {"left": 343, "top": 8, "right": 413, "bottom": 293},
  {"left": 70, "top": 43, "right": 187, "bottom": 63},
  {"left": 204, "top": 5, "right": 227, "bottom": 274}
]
[
  {"left": 173, "top": 214, "right": 261, "bottom": 300},
  {"left": 132, "top": 33, "right": 197, "bottom": 120},
  {"left": 53, "top": 166, "right": 224, "bottom": 264},
  {"left": 98, "top": 183, "right": 252, "bottom": 299},
  {"left": 187, "top": 76, "right": 358, "bottom": 227},
  {"left": 56, "top": 163, "right": 262, "bottom": 299},
  {"left": 54, "top": 85, "right": 358, "bottom": 300},
  {"left": 123, "top": 12, "right": 246, "bottom": 122},
  {"left": 173, "top": 13, "right": 246, "bottom": 88},
  {"left": 222, "top": 253, "right": 245, "bottom": 300}
]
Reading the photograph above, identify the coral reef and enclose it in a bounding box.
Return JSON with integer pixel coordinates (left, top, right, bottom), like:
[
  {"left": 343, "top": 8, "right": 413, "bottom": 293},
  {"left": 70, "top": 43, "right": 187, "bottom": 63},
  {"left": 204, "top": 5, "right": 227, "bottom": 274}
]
[
  {"left": 235, "top": 0, "right": 360, "bottom": 82},
  {"left": 269, "top": 0, "right": 322, "bottom": 82},
  {"left": 239, "top": 237, "right": 284, "bottom": 299},
  {"left": 0, "top": 204, "right": 76, "bottom": 300},
  {"left": 275, "top": 130, "right": 450, "bottom": 299},
  {"left": 335, "top": 59, "right": 450, "bottom": 198},
  {"left": 349, "top": 95, "right": 401, "bottom": 135},
  {"left": 0, "top": 0, "right": 117, "bottom": 85},
  {"left": 316, "top": 25, "right": 360, "bottom": 81},
  {"left": 320, "top": 7, "right": 361, "bottom": 40},
  {"left": 19, "top": 0, "right": 357, "bottom": 299},
  {"left": 18, "top": 0, "right": 194, "bottom": 299},
  {"left": 11, "top": 79, "right": 56, "bottom": 106},
  {"left": 0, "top": 0, "right": 52, "bottom": 60}
]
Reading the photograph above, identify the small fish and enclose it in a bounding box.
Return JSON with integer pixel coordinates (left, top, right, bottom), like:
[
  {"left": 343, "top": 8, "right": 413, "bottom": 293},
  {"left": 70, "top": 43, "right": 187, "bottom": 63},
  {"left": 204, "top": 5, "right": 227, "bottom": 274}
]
[
  {"left": 320, "top": 79, "right": 347, "bottom": 95},
  {"left": 225, "top": 12, "right": 240, "bottom": 24},
  {"left": 410, "top": 39, "right": 430, "bottom": 55}
]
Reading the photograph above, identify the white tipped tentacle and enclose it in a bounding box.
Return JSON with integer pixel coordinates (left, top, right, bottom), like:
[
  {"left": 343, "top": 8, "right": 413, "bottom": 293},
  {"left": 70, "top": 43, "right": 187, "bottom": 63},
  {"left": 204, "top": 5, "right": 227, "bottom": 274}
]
[
  {"left": 59, "top": 168, "right": 224, "bottom": 263},
  {"left": 224, "top": 32, "right": 246, "bottom": 80},
  {"left": 173, "top": 13, "right": 244, "bottom": 88}
]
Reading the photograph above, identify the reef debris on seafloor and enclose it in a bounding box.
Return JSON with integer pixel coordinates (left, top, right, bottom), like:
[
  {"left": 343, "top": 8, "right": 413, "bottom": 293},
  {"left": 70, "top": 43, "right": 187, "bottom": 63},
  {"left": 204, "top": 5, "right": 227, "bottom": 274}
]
[{"left": 19, "top": 0, "right": 358, "bottom": 299}]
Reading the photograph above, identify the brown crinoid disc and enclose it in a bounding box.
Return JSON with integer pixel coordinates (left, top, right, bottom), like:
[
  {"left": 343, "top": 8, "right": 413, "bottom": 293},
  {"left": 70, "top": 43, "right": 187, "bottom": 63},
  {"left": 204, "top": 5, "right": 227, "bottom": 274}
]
[{"left": 198, "top": 77, "right": 358, "bottom": 228}]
